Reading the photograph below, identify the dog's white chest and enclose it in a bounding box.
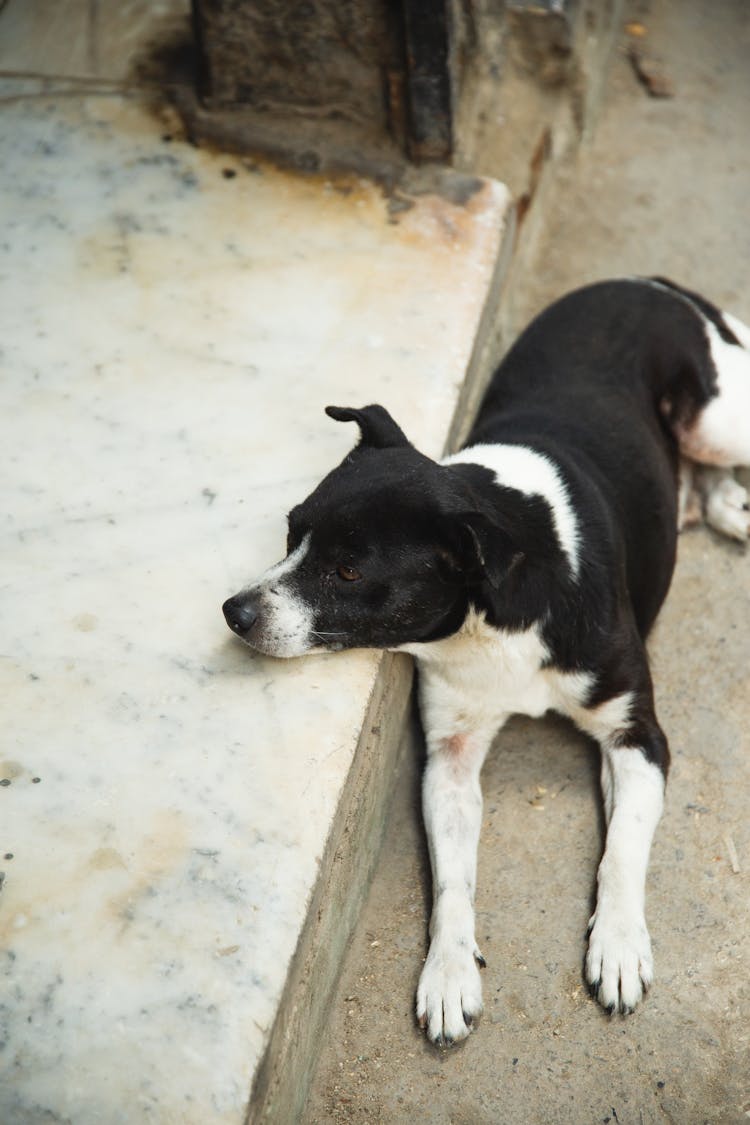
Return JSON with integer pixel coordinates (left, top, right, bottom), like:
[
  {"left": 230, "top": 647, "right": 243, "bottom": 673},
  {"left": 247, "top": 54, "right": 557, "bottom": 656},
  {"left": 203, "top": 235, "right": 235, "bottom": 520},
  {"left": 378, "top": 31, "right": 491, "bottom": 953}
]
[{"left": 401, "top": 610, "right": 585, "bottom": 734}]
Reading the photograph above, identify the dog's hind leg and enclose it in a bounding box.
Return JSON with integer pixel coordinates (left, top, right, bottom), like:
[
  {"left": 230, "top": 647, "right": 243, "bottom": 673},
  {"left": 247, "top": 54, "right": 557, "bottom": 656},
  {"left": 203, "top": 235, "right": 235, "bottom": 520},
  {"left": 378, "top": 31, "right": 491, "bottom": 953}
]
[
  {"left": 663, "top": 303, "right": 750, "bottom": 541},
  {"left": 671, "top": 310, "right": 750, "bottom": 471},
  {"left": 695, "top": 465, "right": 750, "bottom": 542},
  {"left": 679, "top": 457, "right": 750, "bottom": 542},
  {"left": 677, "top": 458, "right": 703, "bottom": 532}
]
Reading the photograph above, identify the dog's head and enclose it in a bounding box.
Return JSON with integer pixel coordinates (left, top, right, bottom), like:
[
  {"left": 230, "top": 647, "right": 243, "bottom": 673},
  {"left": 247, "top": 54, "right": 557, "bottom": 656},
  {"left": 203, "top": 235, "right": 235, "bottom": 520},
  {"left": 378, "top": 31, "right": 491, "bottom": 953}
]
[{"left": 222, "top": 405, "right": 527, "bottom": 657}]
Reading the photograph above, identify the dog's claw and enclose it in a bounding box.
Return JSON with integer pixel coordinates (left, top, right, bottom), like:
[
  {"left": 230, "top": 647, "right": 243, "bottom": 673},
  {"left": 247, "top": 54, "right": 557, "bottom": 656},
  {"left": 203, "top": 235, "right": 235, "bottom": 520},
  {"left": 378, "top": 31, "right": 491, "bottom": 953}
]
[
  {"left": 475, "top": 951, "right": 487, "bottom": 969},
  {"left": 417, "top": 941, "right": 483, "bottom": 1046}
]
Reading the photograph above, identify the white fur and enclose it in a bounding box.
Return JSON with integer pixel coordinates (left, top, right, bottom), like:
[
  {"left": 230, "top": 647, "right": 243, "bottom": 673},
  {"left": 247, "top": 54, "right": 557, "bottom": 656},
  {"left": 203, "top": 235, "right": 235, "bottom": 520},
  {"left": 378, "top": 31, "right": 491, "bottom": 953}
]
[
  {"left": 682, "top": 321, "right": 750, "bottom": 467},
  {"left": 573, "top": 691, "right": 633, "bottom": 825},
  {"left": 722, "top": 309, "right": 750, "bottom": 350},
  {"left": 572, "top": 688, "right": 634, "bottom": 745},
  {"left": 697, "top": 466, "right": 750, "bottom": 542},
  {"left": 644, "top": 284, "right": 750, "bottom": 531},
  {"left": 239, "top": 534, "right": 315, "bottom": 656},
  {"left": 444, "top": 445, "right": 581, "bottom": 578},
  {"left": 417, "top": 729, "right": 488, "bottom": 1043},
  {"left": 585, "top": 747, "right": 664, "bottom": 1012},
  {"left": 401, "top": 609, "right": 599, "bottom": 736},
  {"left": 265, "top": 535, "right": 309, "bottom": 582}
]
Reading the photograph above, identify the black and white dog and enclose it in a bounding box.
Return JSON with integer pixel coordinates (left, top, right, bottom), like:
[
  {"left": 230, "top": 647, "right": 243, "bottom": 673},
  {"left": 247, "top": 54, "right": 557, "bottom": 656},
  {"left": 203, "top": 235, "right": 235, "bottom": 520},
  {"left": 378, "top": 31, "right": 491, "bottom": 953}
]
[{"left": 223, "top": 278, "right": 750, "bottom": 1045}]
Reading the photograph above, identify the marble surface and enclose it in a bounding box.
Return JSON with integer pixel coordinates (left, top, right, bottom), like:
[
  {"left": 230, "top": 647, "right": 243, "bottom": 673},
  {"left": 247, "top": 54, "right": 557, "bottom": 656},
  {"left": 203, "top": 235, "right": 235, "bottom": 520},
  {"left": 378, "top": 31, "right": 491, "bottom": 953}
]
[{"left": 0, "top": 93, "right": 510, "bottom": 1122}]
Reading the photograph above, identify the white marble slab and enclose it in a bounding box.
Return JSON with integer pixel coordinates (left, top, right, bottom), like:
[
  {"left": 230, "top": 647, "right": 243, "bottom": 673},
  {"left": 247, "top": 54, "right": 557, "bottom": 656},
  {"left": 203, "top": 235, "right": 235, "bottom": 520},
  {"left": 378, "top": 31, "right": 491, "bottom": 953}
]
[{"left": 0, "top": 93, "right": 510, "bottom": 1122}]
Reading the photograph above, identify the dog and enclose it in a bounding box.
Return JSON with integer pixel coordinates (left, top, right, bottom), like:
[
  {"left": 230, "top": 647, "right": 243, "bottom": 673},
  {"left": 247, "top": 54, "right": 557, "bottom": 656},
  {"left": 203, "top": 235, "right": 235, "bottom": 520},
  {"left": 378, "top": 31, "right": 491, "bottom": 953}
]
[{"left": 222, "top": 277, "right": 750, "bottom": 1046}]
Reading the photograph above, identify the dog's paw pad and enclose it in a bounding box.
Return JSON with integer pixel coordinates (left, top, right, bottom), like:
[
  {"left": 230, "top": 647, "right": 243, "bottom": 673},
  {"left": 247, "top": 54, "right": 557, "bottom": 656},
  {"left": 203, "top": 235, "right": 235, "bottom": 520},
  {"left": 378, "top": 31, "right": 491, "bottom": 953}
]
[
  {"left": 585, "top": 909, "right": 653, "bottom": 1014},
  {"left": 416, "top": 943, "right": 483, "bottom": 1046},
  {"left": 705, "top": 477, "right": 750, "bottom": 542}
]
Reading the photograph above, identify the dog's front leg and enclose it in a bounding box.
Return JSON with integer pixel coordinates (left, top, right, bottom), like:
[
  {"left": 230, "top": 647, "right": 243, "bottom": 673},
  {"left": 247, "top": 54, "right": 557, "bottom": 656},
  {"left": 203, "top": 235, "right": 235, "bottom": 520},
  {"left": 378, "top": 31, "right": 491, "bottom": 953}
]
[
  {"left": 585, "top": 719, "right": 668, "bottom": 1014},
  {"left": 416, "top": 726, "right": 495, "bottom": 1045}
]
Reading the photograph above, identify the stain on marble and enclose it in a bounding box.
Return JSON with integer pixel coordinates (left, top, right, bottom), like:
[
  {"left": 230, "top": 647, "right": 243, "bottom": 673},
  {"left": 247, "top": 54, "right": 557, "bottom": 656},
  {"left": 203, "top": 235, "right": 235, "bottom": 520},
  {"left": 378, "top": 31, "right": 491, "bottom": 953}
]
[{"left": 0, "top": 91, "right": 510, "bottom": 1122}]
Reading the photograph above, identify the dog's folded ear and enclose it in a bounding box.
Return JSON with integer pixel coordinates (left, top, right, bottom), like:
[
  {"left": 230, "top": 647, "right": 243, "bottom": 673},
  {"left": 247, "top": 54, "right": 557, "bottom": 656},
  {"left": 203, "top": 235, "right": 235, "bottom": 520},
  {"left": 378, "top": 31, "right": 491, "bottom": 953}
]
[
  {"left": 325, "top": 404, "right": 410, "bottom": 449},
  {"left": 458, "top": 512, "right": 525, "bottom": 589}
]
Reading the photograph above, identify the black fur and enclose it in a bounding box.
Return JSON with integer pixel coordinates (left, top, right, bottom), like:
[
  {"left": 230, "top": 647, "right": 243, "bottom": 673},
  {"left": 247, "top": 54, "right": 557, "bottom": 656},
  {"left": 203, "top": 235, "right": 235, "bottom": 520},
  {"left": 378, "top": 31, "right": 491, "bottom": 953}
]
[{"left": 650, "top": 276, "right": 741, "bottom": 346}]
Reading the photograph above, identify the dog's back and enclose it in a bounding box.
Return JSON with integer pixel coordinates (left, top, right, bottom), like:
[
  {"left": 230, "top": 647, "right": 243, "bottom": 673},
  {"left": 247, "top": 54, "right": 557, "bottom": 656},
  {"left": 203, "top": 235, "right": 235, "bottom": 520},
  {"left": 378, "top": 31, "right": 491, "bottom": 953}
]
[{"left": 466, "top": 277, "right": 749, "bottom": 634}]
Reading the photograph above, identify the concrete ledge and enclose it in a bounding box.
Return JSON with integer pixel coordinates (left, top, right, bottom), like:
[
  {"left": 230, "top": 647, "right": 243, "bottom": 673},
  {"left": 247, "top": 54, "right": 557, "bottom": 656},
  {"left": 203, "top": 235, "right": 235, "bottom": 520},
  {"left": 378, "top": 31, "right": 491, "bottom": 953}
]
[{"left": 250, "top": 653, "right": 415, "bottom": 1123}]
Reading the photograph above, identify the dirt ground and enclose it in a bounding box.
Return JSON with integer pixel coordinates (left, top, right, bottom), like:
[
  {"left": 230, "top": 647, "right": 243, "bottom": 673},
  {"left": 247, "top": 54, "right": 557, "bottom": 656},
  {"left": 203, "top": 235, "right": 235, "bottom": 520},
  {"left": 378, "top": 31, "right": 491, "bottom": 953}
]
[{"left": 304, "top": 2, "right": 750, "bottom": 1122}]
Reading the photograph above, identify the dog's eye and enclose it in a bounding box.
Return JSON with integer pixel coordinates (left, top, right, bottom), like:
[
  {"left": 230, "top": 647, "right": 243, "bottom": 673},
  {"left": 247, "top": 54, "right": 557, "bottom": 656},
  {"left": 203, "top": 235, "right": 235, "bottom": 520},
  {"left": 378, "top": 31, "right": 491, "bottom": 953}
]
[{"left": 336, "top": 564, "right": 362, "bottom": 582}]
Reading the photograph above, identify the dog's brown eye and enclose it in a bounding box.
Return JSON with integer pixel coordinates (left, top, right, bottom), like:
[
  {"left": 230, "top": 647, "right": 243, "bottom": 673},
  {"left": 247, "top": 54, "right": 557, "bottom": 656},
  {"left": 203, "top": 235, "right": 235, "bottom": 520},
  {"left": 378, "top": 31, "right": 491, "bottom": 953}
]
[{"left": 336, "top": 564, "right": 362, "bottom": 582}]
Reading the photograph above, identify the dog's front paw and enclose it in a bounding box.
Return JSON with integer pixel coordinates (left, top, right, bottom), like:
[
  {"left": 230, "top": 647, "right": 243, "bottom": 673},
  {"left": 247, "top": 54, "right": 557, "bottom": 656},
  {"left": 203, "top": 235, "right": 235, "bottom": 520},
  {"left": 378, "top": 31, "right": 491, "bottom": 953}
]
[
  {"left": 585, "top": 906, "right": 653, "bottom": 1014},
  {"left": 416, "top": 941, "right": 485, "bottom": 1046}
]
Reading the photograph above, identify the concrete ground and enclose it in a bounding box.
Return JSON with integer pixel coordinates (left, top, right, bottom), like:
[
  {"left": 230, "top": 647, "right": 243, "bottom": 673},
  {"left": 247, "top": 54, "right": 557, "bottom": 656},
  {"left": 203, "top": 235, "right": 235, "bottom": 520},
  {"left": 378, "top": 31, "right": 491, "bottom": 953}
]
[{"left": 305, "top": 2, "right": 750, "bottom": 1122}]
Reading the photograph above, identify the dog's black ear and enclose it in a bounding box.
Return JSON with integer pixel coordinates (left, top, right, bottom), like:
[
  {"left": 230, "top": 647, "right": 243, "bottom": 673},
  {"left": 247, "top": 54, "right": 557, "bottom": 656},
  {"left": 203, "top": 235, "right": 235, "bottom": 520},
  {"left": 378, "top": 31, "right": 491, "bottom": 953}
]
[
  {"left": 325, "top": 404, "right": 410, "bottom": 449},
  {"left": 458, "top": 512, "right": 524, "bottom": 590}
]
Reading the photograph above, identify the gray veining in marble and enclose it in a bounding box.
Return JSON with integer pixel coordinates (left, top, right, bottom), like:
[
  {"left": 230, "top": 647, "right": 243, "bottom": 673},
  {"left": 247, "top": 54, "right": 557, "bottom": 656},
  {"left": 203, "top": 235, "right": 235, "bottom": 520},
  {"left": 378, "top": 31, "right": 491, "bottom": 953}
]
[{"left": 0, "top": 93, "right": 510, "bottom": 1121}]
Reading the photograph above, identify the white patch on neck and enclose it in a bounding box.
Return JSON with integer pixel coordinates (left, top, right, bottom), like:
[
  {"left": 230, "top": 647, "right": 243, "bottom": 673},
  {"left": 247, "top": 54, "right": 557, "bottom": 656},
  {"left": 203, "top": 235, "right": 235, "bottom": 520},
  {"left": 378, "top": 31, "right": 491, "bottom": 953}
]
[
  {"left": 401, "top": 610, "right": 637, "bottom": 741},
  {"left": 444, "top": 444, "right": 581, "bottom": 577},
  {"left": 399, "top": 609, "right": 554, "bottom": 733}
]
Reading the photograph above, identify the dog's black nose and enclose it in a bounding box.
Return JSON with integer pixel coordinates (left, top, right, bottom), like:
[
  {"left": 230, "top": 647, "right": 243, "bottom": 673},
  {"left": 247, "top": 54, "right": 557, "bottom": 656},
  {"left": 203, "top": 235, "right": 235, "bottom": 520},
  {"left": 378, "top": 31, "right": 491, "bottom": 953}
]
[{"left": 223, "top": 595, "right": 259, "bottom": 637}]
